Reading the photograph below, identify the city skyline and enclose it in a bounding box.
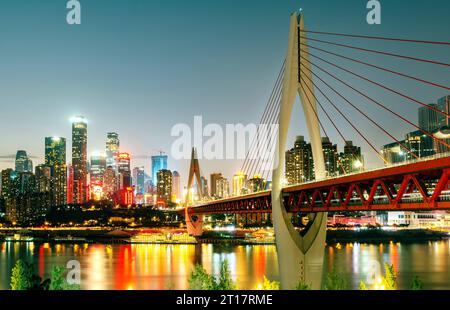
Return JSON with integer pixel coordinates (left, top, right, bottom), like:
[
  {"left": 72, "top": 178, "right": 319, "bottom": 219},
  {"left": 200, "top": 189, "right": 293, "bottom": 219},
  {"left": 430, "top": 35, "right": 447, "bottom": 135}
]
[{"left": 0, "top": 0, "right": 449, "bottom": 187}]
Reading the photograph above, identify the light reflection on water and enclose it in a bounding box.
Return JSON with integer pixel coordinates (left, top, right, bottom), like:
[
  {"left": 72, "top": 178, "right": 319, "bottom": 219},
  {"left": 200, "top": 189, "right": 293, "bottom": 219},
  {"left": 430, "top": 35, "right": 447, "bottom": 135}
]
[{"left": 1, "top": 240, "right": 450, "bottom": 290}]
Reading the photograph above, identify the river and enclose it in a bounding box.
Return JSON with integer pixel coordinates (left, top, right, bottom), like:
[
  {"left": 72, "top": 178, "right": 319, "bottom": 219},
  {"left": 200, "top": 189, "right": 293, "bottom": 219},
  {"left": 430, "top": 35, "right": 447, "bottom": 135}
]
[{"left": 1, "top": 240, "right": 450, "bottom": 290}]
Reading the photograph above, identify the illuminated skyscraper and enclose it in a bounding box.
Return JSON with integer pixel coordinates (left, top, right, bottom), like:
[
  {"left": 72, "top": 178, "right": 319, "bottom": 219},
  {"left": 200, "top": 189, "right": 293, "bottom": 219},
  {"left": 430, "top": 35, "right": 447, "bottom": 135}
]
[
  {"left": 285, "top": 136, "right": 314, "bottom": 185},
  {"left": 210, "top": 173, "right": 222, "bottom": 198},
  {"left": 71, "top": 116, "right": 88, "bottom": 204},
  {"left": 322, "top": 137, "right": 338, "bottom": 177},
  {"left": 419, "top": 104, "right": 441, "bottom": 133},
  {"left": 117, "top": 153, "right": 131, "bottom": 188},
  {"left": 103, "top": 166, "right": 117, "bottom": 201},
  {"left": 340, "top": 141, "right": 363, "bottom": 174},
  {"left": 151, "top": 154, "right": 167, "bottom": 186},
  {"left": 216, "top": 177, "right": 230, "bottom": 199},
  {"left": 232, "top": 172, "right": 247, "bottom": 196},
  {"left": 90, "top": 152, "right": 107, "bottom": 184},
  {"left": 106, "top": 133, "right": 120, "bottom": 172},
  {"left": 157, "top": 169, "right": 172, "bottom": 204},
  {"left": 171, "top": 171, "right": 181, "bottom": 202},
  {"left": 15, "top": 150, "right": 32, "bottom": 173},
  {"left": 133, "top": 167, "right": 145, "bottom": 195},
  {"left": 45, "top": 137, "right": 67, "bottom": 206}
]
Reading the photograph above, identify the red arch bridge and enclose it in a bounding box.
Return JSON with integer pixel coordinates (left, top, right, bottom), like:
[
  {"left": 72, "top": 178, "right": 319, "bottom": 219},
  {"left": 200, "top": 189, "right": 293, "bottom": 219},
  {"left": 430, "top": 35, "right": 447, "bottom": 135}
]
[{"left": 187, "top": 156, "right": 450, "bottom": 215}]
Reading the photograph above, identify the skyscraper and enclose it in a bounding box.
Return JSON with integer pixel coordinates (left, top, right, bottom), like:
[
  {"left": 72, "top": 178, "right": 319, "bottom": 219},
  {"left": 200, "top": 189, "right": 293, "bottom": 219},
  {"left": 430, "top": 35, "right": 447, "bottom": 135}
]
[
  {"left": 210, "top": 173, "right": 222, "bottom": 198},
  {"left": 117, "top": 153, "right": 131, "bottom": 189},
  {"left": 157, "top": 169, "right": 172, "bottom": 204},
  {"left": 106, "top": 133, "right": 120, "bottom": 172},
  {"left": 45, "top": 137, "right": 67, "bottom": 206},
  {"left": 285, "top": 136, "right": 314, "bottom": 185},
  {"left": 437, "top": 96, "right": 450, "bottom": 128},
  {"left": 133, "top": 167, "right": 145, "bottom": 195},
  {"left": 71, "top": 116, "right": 88, "bottom": 204},
  {"left": 232, "top": 172, "right": 247, "bottom": 196},
  {"left": 341, "top": 141, "right": 363, "bottom": 174},
  {"left": 322, "top": 137, "right": 338, "bottom": 177},
  {"left": 419, "top": 104, "right": 442, "bottom": 133},
  {"left": 90, "top": 152, "right": 107, "bottom": 184},
  {"left": 171, "top": 171, "right": 181, "bottom": 202},
  {"left": 216, "top": 177, "right": 230, "bottom": 199},
  {"left": 15, "top": 150, "right": 32, "bottom": 173},
  {"left": 151, "top": 155, "right": 168, "bottom": 186},
  {"left": 103, "top": 166, "right": 117, "bottom": 201}
]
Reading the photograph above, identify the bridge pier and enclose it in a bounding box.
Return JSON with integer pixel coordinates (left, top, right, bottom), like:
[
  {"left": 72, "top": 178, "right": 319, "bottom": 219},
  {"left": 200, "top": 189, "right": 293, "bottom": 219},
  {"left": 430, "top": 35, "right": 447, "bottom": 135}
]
[
  {"left": 272, "top": 11, "right": 327, "bottom": 290},
  {"left": 185, "top": 209, "right": 204, "bottom": 237}
]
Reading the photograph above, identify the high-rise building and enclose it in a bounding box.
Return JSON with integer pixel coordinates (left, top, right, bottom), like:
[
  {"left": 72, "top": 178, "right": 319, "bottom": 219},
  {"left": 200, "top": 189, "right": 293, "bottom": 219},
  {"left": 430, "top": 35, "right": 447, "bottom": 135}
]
[
  {"left": 117, "top": 153, "right": 131, "bottom": 189},
  {"left": 133, "top": 167, "right": 145, "bottom": 195},
  {"left": 216, "top": 177, "right": 230, "bottom": 199},
  {"left": 171, "top": 171, "right": 181, "bottom": 202},
  {"left": 15, "top": 150, "right": 32, "bottom": 173},
  {"left": 35, "top": 165, "right": 51, "bottom": 193},
  {"left": 103, "top": 166, "right": 117, "bottom": 201},
  {"left": 381, "top": 141, "right": 406, "bottom": 165},
  {"left": 419, "top": 104, "right": 442, "bottom": 133},
  {"left": 1, "top": 169, "right": 15, "bottom": 199},
  {"left": 90, "top": 151, "right": 107, "bottom": 184},
  {"left": 285, "top": 136, "right": 314, "bottom": 185},
  {"left": 200, "top": 176, "right": 208, "bottom": 197},
  {"left": 210, "top": 173, "right": 222, "bottom": 198},
  {"left": 67, "top": 164, "right": 74, "bottom": 204},
  {"left": 71, "top": 116, "right": 88, "bottom": 204},
  {"left": 106, "top": 133, "right": 120, "bottom": 172},
  {"left": 157, "top": 169, "right": 172, "bottom": 204},
  {"left": 232, "top": 172, "right": 247, "bottom": 196},
  {"left": 247, "top": 176, "right": 266, "bottom": 193},
  {"left": 45, "top": 137, "right": 67, "bottom": 206},
  {"left": 151, "top": 155, "right": 168, "bottom": 186},
  {"left": 322, "top": 137, "right": 338, "bottom": 177},
  {"left": 340, "top": 141, "right": 363, "bottom": 174},
  {"left": 437, "top": 96, "right": 450, "bottom": 128}
]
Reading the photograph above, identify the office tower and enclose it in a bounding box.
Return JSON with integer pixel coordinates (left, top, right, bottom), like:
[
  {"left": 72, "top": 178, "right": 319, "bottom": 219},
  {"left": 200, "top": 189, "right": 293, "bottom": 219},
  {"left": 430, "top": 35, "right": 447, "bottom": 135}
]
[
  {"left": 340, "top": 141, "right": 363, "bottom": 173},
  {"left": 200, "top": 176, "right": 208, "bottom": 197},
  {"left": 35, "top": 165, "right": 51, "bottom": 193},
  {"left": 90, "top": 151, "right": 107, "bottom": 184},
  {"left": 133, "top": 167, "right": 145, "bottom": 195},
  {"left": 106, "top": 133, "right": 120, "bottom": 172},
  {"left": 117, "top": 153, "right": 131, "bottom": 188},
  {"left": 45, "top": 137, "right": 67, "bottom": 206},
  {"left": 381, "top": 141, "right": 406, "bottom": 165},
  {"left": 232, "top": 172, "right": 247, "bottom": 196},
  {"left": 1, "top": 169, "right": 15, "bottom": 199},
  {"left": 171, "top": 171, "right": 180, "bottom": 202},
  {"left": 322, "top": 137, "right": 338, "bottom": 177},
  {"left": 419, "top": 104, "right": 442, "bottom": 133},
  {"left": 285, "top": 136, "right": 314, "bottom": 185},
  {"left": 151, "top": 154, "right": 168, "bottom": 186},
  {"left": 210, "top": 173, "right": 222, "bottom": 198},
  {"left": 405, "top": 130, "right": 435, "bottom": 159},
  {"left": 438, "top": 96, "right": 450, "bottom": 128},
  {"left": 71, "top": 116, "right": 88, "bottom": 204},
  {"left": 157, "top": 169, "right": 172, "bottom": 204},
  {"left": 103, "top": 166, "right": 117, "bottom": 201},
  {"left": 247, "top": 176, "right": 265, "bottom": 193},
  {"left": 216, "top": 177, "right": 230, "bottom": 199},
  {"left": 15, "top": 150, "right": 32, "bottom": 173}
]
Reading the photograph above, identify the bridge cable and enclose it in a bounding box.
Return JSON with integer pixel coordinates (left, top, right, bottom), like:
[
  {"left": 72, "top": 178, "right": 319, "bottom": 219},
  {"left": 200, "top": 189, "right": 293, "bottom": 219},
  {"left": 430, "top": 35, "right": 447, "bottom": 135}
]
[
  {"left": 299, "top": 35, "right": 450, "bottom": 68},
  {"left": 299, "top": 47, "right": 450, "bottom": 118},
  {"left": 299, "top": 53, "right": 450, "bottom": 150},
  {"left": 300, "top": 68, "right": 419, "bottom": 161},
  {"left": 299, "top": 42, "right": 450, "bottom": 91},
  {"left": 298, "top": 29, "right": 450, "bottom": 46}
]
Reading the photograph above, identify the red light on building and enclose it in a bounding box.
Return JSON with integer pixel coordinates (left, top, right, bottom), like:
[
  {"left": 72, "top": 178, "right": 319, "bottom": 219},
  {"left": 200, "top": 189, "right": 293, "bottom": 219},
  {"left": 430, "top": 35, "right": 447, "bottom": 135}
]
[
  {"left": 117, "top": 153, "right": 131, "bottom": 160},
  {"left": 116, "top": 187, "right": 135, "bottom": 206}
]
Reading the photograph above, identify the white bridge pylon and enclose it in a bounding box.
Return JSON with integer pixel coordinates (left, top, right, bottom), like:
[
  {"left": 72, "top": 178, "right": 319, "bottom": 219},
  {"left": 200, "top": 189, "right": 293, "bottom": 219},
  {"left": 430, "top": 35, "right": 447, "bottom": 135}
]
[{"left": 271, "top": 11, "right": 328, "bottom": 290}]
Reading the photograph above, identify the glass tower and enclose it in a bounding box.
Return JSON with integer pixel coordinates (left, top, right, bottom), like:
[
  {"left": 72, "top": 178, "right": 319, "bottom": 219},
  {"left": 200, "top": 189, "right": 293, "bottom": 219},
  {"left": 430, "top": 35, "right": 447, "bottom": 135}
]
[{"left": 71, "top": 116, "right": 88, "bottom": 204}]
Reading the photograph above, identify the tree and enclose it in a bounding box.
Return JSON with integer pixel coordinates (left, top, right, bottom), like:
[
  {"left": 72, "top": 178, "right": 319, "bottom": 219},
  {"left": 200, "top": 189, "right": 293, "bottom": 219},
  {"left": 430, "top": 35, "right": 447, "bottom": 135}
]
[
  {"left": 188, "top": 260, "right": 236, "bottom": 290},
  {"left": 215, "top": 260, "right": 235, "bottom": 290},
  {"left": 411, "top": 276, "right": 423, "bottom": 290},
  {"left": 10, "top": 260, "right": 49, "bottom": 290},
  {"left": 49, "top": 266, "right": 80, "bottom": 290},
  {"left": 382, "top": 264, "right": 397, "bottom": 290},
  {"left": 324, "top": 268, "right": 347, "bottom": 290},
  {"left": 295, "top": 281, "right": 311, "bottom": 290},
  {"left": 260, "top": 276, "right": 280, "bottom": 290}
]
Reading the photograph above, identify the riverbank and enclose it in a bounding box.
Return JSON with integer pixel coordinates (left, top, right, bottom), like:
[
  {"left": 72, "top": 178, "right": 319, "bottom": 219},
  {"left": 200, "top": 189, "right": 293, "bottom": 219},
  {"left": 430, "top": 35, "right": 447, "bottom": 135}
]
[{"left": 1, "top": 228, "right": 448, "bottom": 245}]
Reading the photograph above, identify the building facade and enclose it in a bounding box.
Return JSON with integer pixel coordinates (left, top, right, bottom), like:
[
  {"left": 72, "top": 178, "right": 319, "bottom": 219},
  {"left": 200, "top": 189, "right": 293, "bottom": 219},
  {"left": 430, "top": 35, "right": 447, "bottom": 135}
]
[{"left": 71, "top": 116, "right": 88, "bottom": 204}]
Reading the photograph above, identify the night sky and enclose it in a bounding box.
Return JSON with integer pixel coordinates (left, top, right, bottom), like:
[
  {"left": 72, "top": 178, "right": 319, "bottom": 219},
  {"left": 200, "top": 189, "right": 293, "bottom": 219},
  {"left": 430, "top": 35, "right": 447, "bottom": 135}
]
[{"left": 0, "top": 0, "right": 449, "bottom": 186}]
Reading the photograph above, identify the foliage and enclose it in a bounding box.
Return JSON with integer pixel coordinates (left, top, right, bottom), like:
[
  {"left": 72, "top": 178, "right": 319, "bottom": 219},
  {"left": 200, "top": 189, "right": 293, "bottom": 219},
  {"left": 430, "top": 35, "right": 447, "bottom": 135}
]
[
  {"left": 359, "top": 281, "right": 368, "bottom": 290},
  {"left": 324, "top": 268, "right": 347, "bottom": 290},
  {"left": 11, "top": 260, "right": 80, "bottom": 291},
  {"left": 260, "top": 276, "right": 280, "bottom": 290},
  {"left": 10, "top": 260, "right": 50, "bottom": 290},
  {"left": 294, "top": 281, "right": 311, "bottom": 290},
  {"left": 49, "top": 266, "right": 80, "bottom": 290},
  {"left": 411, "top": 276, "right": 423, "bottom": 290},
  {"left": 188, "top": 260, "right": 236, "bottom": 290},
  {"left": 382, "top": 263, "right": 397, "bottom": 290}
]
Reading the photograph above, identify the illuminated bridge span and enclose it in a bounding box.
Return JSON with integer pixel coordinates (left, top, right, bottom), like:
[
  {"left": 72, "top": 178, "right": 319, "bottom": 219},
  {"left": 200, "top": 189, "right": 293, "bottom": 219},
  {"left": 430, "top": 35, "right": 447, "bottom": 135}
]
[
  {"left": 183, "top": 10, "right": 450, "bottom": 289},
  {"left": 189, "top": 156, "right": 450, "bottom": 215}
]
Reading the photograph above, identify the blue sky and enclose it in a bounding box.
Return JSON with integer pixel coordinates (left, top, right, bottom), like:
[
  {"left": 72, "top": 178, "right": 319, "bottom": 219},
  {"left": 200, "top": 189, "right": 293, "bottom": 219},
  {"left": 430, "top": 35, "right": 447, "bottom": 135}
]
[{"left": 0, "top": 0, "right": 449, "bottom": 185}]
